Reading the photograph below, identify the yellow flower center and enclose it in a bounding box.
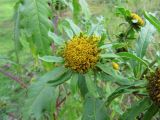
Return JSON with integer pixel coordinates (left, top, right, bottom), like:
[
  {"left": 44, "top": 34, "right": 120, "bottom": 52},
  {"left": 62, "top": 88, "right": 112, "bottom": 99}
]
[
  {"left": 63, "top": 34, "right": 100, "bottom": 73},
  {"left": 131, "top": 13, "right": 144, "bottom": 26}
]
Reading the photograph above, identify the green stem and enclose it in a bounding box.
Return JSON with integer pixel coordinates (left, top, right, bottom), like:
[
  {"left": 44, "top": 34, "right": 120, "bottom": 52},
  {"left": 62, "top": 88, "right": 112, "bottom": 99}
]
[
  {"left": 140, "top": 59, "right": 157, "bottom": 79},
  {"left": 124, "top": 25, "right": 133, "bottom": 41}
]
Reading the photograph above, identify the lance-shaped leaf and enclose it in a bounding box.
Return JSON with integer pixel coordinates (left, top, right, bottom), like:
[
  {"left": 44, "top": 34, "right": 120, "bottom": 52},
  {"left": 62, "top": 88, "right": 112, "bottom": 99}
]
[
  {"left": 48, "top": 69, "right": 72, "bottom": 86},
  {"left": 117, "top": 52, "right": 148, "bottom": 67},
  {"left": 65, "top": 19, "right": 81, "bottom": 35},
  {"left": 82, "top": 95, "right": 110, "bottom": 120},
  {"left": 96, "top": 63, "right": 132, "bottom": 85},
  {"left": 144, "top": 12, "right": 160, "bottom": 32},
  {"left": 136, "top": 20, "right": 156, "bottom": 58},
  {"left": 39, "top": 56, "right": 64, "bottom": 63},
  {"left": 48, "top": 31, "right": 64, "bottom": 45},
  {"left": 79, "top": 0, "right": 91, "bottom": 19},
  {"left": 78, "top": 74, "right": 88, "bottom": 98},
  {"left": 100, "top": 53, "right": 119, "bottom": 59},
  {"left": 21, "top": 0, "right": 53, "bottom": 55}
]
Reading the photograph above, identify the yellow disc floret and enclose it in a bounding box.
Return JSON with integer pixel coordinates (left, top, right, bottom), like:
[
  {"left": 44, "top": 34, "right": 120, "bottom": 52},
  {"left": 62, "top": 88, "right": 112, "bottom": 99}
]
[
  {"left": 131, "top": 13, "right": 144, "bottom": 26},
  {"left": 63, "top": 34, "right": 100, "bottom": 73}
]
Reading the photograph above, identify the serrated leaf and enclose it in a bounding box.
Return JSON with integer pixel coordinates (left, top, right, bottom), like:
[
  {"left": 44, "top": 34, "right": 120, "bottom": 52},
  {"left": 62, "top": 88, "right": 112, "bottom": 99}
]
[
  {"left": 23, "top": 83, "right": 57, "bottom": 120},
  {"left": 21, "top": 0, "right": 53, "bottom": 55},
  {"left": 82, "top": 95, "right": 110, "bottom": 120},
  {"left": 23, "top": 67, "right": 64, "bottom": 119},
  {"left": 39, "top": 56, "right": 64, "bottom": 63},
  {"left": 119, "top": 97, "right": 151, "bottom": 120}
]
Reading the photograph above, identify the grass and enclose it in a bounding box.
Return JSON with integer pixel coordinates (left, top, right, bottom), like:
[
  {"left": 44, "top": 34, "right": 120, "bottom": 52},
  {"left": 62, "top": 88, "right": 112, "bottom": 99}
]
[
  {"left": 0, "top": 0, "right": 15, "bottom": 56},
  {"left": 0, "top": 2, "right": 22, "bottom": 119},
  {"left": 0, "top": 0, "right": 15, "bottom": 94}
]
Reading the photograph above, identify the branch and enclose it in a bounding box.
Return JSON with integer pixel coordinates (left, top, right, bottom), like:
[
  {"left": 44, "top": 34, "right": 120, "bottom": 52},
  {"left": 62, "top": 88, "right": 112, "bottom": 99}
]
[
  {"left": 57, "top": 92, "right": 71, "bottom": 107},
  {"left": 53, "top": 92, "right": 71, "bottom": 120},
  {"left": 0, "top": 67, "right": 27, "bottom": 88}
]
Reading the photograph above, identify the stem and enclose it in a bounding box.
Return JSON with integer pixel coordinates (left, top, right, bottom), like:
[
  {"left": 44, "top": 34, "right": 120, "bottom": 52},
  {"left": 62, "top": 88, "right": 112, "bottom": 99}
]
[
  {"left": 0, "top": 67, "right": 27, "bottom": 88},
  {"left": 53, "top": 91, "right": 70, "bottom": 120},
  {"left": 14, "top": 6, "right": 22, "bottom": 74},
  {"left": 124, "top": 25, "right": 133, "bottom": 41},
  {"left": 140, "top": 59, "right": 157, "bottom": 79}
]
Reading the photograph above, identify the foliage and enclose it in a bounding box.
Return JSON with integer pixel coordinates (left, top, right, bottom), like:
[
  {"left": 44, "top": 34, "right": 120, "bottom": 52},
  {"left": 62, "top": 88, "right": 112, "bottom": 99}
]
[{"left": 1, "top": 0, "right": 160, "bottom": 120}]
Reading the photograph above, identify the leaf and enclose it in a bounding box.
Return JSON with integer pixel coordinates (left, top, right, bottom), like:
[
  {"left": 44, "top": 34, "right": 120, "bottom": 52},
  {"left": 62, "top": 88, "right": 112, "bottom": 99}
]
[
  {"left": 48, "top": 31, "right": 64, "bottom": 45},
  {"left": 119, "top": 97, "right": 151, "bottom": 120},
  {"left": 21, "top": 0, "right": 53, "bottom": 55},
  {"left": 70, "top": 73, "right": 78, "bottom": 95},
  {"left": 23, "top": 83, "right": 57, "bottom": 120},
  {"left": 39, "top": 56, "right": 64, "bottom": 63},
  {"left": 48, "top": 70, "right": 72, "bottom": 86},
  {"left": 65, "top": 19, "right": 81, "bottom": 35},
  {"left": 143, "top": 103, "right": 159, "bottom": 120},
  {"left": 63, "top": 26, "right": 74, "bottom": 39},
  {"left": 115, "top": 7, "right": 131, "bottom": 18},
  {"left": 96, "top": 63, "right": 132, "bottom": 86},
  {"left": 85, "top": 73, "right": 98, "bottom": 97},
  {"left": 117, "top": 52, "right": 148, "bottom": 67},
  {"left": 13, "top": 2, "right": 23, "bottom": 51},
  {"left": 136, "top": 19, "right": 156, "bottom": 58},
  {"left": 144, "top": 12, "right": 160, "bottom": 32},
  {"left": 79, "top": 0, "right": 91, "bottom": 19},
  {"left": 96, "top": 63, "right": 116, "bottom": 75},
  {"left": 82, "top": 95, "right": 110, "bottom": 120},
  {"left": 72, "top": 0, "right": 81, "bottom": 23},
  {"left": 100, "top": 53, "right": 119, "bottom": 59},
  {"left": 78, "top": 74, "right": 88, "bottom": 98},
  {"left": 106, "top": 86, "right": 131, "bottom": 106},
  {"left": 23, "top": 67, "right": 64, "bottom": 119},
  {"left": 88, "top": 17, "right": 106, "bottom": 36}
]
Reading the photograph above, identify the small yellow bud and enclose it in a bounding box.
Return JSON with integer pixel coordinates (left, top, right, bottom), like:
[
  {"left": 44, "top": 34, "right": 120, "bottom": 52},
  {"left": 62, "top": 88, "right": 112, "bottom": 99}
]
[
  {"left": 112, "top": 62, "right": 119, "bottom": 70},
  {"left": 131, "top": 13, "right": 144, "bottom": 26}
]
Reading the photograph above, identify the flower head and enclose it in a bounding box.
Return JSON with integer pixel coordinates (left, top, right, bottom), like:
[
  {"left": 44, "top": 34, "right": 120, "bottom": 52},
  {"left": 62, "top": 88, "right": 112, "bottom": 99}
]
[
  {"left": 147, "top": 68, "right": 160, "bottom": 105},
  {"left": 131, "top": 13, "right": 144, "bottom": 27},
  {"left": 63, "top": 34, "right": 100, "bottom": 73}
]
